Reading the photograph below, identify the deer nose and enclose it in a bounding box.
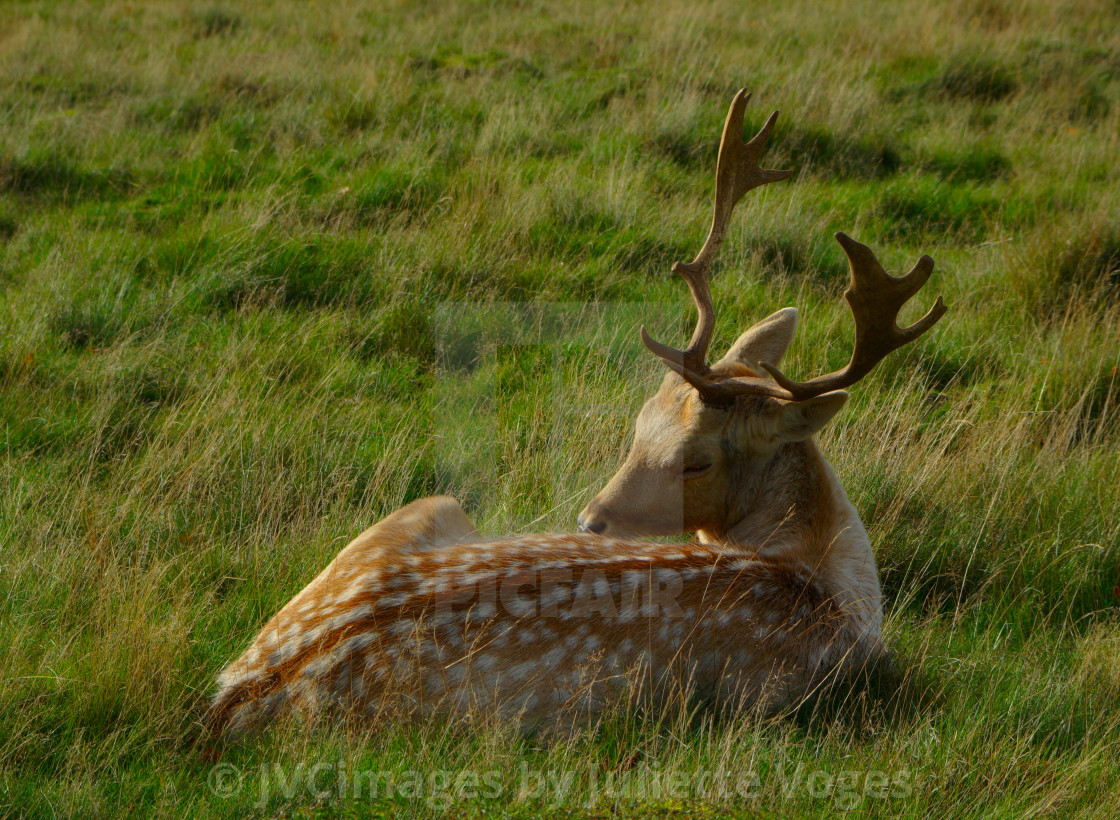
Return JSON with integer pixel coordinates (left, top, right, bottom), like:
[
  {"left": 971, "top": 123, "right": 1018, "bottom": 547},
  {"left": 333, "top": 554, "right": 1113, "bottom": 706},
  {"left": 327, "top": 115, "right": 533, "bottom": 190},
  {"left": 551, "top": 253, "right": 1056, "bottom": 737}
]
[
  {"left": 578, "top": 515, "right": 606, "bottom": 534},
  {"left": 578, "top": 499, "right": 610, "bottom": 534}
]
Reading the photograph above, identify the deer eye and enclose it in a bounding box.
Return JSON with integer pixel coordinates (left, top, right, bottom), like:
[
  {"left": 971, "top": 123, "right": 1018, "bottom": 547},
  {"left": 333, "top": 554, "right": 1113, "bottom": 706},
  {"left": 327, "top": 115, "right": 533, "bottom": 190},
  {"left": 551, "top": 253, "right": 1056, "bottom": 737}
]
[{"left": 680, "top": 463, "right": 712, "bottom": 479}]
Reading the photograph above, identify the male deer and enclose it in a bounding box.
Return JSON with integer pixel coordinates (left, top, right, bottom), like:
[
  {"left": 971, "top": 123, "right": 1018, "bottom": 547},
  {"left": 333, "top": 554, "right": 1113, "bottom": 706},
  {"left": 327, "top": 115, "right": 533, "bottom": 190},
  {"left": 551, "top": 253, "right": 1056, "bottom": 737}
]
[{"left": 207, "top": 90, "right": 946, "bottom": 737}]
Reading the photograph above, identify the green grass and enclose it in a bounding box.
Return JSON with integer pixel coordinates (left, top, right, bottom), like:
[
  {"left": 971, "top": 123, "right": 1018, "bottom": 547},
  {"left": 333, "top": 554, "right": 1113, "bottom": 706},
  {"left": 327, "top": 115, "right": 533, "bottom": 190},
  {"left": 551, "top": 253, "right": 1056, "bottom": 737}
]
[{"left": 1, "top": 0, "right": 1119, "bottom": 816}]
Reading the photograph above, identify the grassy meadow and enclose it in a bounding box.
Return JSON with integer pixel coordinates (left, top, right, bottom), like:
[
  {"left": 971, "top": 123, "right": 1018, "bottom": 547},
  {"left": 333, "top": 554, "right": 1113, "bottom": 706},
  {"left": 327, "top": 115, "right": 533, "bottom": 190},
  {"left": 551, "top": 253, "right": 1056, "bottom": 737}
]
[{"left": 2, "top": 0, "right": 1120, "bottom": 815}]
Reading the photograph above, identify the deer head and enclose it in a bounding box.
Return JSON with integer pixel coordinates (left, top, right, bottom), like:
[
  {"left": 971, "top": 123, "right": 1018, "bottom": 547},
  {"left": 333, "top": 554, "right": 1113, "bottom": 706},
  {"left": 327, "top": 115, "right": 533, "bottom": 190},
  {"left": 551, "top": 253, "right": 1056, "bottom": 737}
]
[{"left": 577, "top": 90, "right": 946, "bottom": 541}]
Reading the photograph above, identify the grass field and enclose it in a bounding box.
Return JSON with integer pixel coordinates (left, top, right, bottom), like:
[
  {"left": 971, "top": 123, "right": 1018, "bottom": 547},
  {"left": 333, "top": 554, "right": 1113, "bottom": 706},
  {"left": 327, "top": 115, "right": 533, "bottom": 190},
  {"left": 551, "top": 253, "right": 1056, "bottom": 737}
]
[{"left": 2, "top": 0, "right": 1120, "bottom": 816}]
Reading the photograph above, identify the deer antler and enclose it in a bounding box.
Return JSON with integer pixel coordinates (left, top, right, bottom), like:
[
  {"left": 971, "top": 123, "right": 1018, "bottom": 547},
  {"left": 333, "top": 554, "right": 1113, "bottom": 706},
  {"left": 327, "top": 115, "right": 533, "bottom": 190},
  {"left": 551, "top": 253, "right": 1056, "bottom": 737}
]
[
  {"left": 643, "top": 92, "right": 947, "bottom": 406},
  {"left": 641, "top": 90, "right": 792, "bottom": 380},
  {"left": 756, "top": 233, "right": 947, "bottom": 400}
]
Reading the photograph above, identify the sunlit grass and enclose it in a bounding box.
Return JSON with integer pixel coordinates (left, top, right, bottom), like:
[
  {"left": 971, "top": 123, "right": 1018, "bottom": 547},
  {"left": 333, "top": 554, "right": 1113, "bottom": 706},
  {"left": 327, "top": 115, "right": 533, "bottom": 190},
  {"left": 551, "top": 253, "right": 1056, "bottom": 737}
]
[{"left": 1, "top": 0, "right": 1119, "bottom": 816}]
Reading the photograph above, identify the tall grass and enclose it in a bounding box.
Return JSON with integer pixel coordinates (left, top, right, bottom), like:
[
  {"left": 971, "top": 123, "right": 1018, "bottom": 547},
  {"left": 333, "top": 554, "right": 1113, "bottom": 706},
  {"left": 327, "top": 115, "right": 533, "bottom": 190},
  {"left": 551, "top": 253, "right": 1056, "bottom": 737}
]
[{"left": 1, "top": 0, "right": 1118, "bottom": 816}]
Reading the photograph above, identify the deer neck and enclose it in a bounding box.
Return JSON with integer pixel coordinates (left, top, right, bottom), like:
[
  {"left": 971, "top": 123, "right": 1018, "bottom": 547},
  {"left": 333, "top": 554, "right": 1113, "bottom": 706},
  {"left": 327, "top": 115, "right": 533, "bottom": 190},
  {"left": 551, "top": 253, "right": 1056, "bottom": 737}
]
[{"left": 698, "top": 439, "right": 883, "bottom": 638}]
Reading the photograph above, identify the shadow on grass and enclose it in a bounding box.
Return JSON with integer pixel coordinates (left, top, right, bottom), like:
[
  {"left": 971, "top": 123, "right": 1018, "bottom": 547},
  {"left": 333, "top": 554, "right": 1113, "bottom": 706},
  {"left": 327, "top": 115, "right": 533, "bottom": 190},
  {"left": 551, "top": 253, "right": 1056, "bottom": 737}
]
[
  {"left": 1051, "top": 224, "right": 1120, "bottom": 306},
  {"left": 189, "top": 6, "right": 241, "bottom": 38},
  {"left": 887, "top": 54, "right": 1019, "bottom": 104},
  {"left": 790, "top": 647, "right": 944, "bottom": 737},
  {"left": 0, "top": 153, "right": 134, "bottom": 202},
  {"left": 651, "top": 120, "right": 903, "bottom": 181}
]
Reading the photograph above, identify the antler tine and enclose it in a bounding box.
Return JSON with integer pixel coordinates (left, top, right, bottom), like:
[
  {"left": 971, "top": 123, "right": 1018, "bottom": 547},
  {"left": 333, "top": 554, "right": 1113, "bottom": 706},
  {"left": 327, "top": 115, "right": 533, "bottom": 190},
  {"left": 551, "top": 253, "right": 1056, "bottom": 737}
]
[
  {"left": 641, "top": 89, "right": 792, "bottom": 378},
  {"left": 758, "top": 232, "right": 948, "bottom": 401}
]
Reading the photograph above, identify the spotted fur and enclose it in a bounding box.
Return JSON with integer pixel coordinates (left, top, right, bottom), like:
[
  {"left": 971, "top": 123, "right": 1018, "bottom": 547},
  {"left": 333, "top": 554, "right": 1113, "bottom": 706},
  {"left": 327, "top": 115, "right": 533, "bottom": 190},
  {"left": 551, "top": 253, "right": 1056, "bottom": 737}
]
[{"left": 208, "top": 497, "right": 862, "bottom": 735}]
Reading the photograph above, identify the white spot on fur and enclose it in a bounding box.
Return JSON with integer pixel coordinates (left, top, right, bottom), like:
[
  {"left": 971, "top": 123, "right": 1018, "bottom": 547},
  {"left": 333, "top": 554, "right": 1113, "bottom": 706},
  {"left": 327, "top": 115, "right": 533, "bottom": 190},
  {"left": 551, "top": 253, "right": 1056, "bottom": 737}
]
[
  {"left": 623, "top": 571, "right": 646, "bottom": 591},
  {"left": 468, "top": 602, "right": 496, "bottom": 621}
]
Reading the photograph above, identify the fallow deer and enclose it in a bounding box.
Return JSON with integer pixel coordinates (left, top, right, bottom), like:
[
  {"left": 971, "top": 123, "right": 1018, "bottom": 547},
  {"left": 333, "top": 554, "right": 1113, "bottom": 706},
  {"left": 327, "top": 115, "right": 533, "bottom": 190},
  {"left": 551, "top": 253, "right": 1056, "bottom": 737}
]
[{"left": 207, "top": 90, "right": 946, "bottom": 737}]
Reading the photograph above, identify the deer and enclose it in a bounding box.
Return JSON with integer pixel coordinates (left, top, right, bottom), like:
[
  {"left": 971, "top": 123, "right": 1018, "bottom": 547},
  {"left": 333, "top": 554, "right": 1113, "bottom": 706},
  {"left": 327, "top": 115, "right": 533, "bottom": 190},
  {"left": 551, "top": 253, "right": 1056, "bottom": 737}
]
[{"left": 206, "top": 90, "right": 946, "bottom": 737}]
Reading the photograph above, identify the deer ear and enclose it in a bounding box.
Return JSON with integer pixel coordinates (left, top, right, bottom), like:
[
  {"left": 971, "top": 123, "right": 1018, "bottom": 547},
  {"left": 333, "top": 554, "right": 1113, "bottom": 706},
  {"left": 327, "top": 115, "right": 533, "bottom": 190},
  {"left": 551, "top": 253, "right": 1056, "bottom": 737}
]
[
  {"left": 716, "top": 308, "right": 798, "bottom": 371},
  {"left": 774, "top": 391, "right": 848, "bottom": 442}
]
